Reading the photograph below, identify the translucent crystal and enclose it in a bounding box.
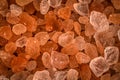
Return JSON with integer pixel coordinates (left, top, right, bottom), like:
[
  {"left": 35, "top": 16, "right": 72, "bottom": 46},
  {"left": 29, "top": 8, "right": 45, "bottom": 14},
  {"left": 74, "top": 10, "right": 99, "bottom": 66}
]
[
  {"left": 16, "top": 0, "right": 34, "bottom": 6},
  {"left": 0, "top": 36, "right": 8, "bottom": 46},
  {"left": 85, "top": 43, "right": 98, "bottom": 59},
  {"left": 109, "top": 13, "right": 120, "bottom": 24},
  {"left": 78, "top": 16, "right": 89, "bottom": 24},
  {"left": 51, "top": 51, "right": 69, "bottom": 69},
  {"left": 26, "top": 60, "right": 37, "bottom": 71},
  {"left": 113, "top": 63, "right": 120, "bottom": 72},
  {"left": 58, "top": 31, "right": 74, "bottom": 47},
  {"left": 42, "top": 52, "right": 52, "bottom": 68},
  {"left": 11, "top": 57, "right": 28, "bottom": 72},
  {"left": 111, "top": 0, "right": 120, "bottom": 9},
  {"left": 78, "top": 0, "right": 92, "bottom": 4},
  {"left": 10, "top": 71, "right": 30, "bottom": 80},
  {"left": 80, "top": 64, "right": 91, "bottom": 80},
  {"left": 89, "top": 57, "right": 109, "bottom": 77},
  {"left": 35, "top": 32, "right": 50, "bottom": 46},
  {"left": 73, "top": 3, "right": 89, "bottom": 16},
  {"left": 67, "top": 69, "right": 78, "bottom": 80},
  {"left": 0, "top": 75, "right": 9, "bottom": 80},
  {"left": 75, "top": 52, "right": 90, "bottom": 64},
  {"left": 40, "top": 0, "right": 50, "bottom": 15},
  {"left": 104, "top": 46, "right": 119, "bottom": 65},
  {"left": 48, "top": 0, "right": 62, "bottom": 8},
  {"left": 24, "top": 3, "right": 35, "bottom": 14},
  {"left": 118, "top": 29, "right": 120, "bottom": 41},
  {"left": 90, "top": 11, "right": 109, "bottom": 32},
  {"left": 12, "top": 23, "right": 27, "bottom": 35},
  {"left": 25, "top": 37, "right": 40, "bottom": 59},
  {"left": 73, "top": 21, "right": 81, "bottom": 35},
  {"left": 51, "top": 31, "right": 62, "bottom": 43},
  {"left": 52, "top": 71, "right": 67, "bottom": 80},
  {"left": 15, "top": 36, "right": 27, "bottom": 48},
  {"left": 69, "top": 55, "right": 79, "bottom": 68},
  {"left": 5, "top": 42, "right": 17, "bottom": 54},
  {"left": 0, "top": 0, "right": 8, "bottom": 11},
  {"left": 33, "top": 0, "right": 41, "bottom": 11},
  {"left": 57, "top": 7, "right": 71, "bottom": 19},
  {"left": 26, "top": 75, "right": 33, "bottom": 80},
  {"left": 10, "top": 4, "right": 22, "bottom": 16},
  {"left": 103, "top": 6, "right": 114, "bottom": 17},
  {"left": 100, "top": 73, "right": 110, "bottom": 80},
  {"left": 33, "top": 70, "right": 52, "bottom": 80}
]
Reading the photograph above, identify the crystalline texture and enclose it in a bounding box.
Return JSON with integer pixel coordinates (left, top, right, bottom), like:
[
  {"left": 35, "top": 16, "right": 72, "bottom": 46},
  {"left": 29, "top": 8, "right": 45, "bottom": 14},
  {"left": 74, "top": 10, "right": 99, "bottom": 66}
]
[
  {"left": 90, "top": 11, "right": 109, "bottom": 32},
  {"left": 104, "top": 46, "right": 119, "bottom": 65},
  {"left": 89, "top": 57, "right": 109, "bottom": 77},
  {"left": 16, "top": 0, "right": 34, "bottom": 6},
  {"left": 67, "top": 69, "right": 78, "bottom": 80},
  {"left": 48, "top": 0, "right": 62, "bottom": 8},
  {"left": 26, "top": 60, "right": 37, "bottom": 71},
  {"left": 53, "top": 71, "right": 67, "bottom": 80},
  {"left": 111, "top": 0, "right": 120, "bottom": 9},
  {"left": 118, "top": 29, "right": 120, "bottom": 41}
]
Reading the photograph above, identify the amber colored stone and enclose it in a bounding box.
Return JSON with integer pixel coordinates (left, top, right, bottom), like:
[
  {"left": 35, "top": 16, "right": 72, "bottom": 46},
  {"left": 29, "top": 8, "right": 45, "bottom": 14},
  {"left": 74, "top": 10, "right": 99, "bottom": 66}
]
[
  {"left": 51, "top": 31, "right": 62, "bottom": 43},
  {"left": 103, "top": 6, "right": 114, "bottom": 17},
  {"left": 25, "top": 37, "right": 40, "bottom": 59},
  {"left": 24, "top": 3, "right": 35, "bottom": 14},
  {"left": 11, "top": 56, "right": 27, "bottom": 73},
  {"left": 51, "top": 51, "right": 69, "bottom": 69},
  {"left": 57, "top": 7, "right": 71, "bottom": 19},
  {"left": 26, "top": 60, "right": 37, "bottom": 71},
  {"left": 0, "top": 26, "right": 13, "bottom": 40},
  {"left": 65, "top": 0, "right": 77, "bottom": 10},
  {"left": 73, "top": 21, "right": 81, "bottom": 36},
  {"left": 16, "top": 0, "right": 34, "bottom": 6},
  {"left": 78, "top": 16, "right": 89, "bottom": 24},
  {"left": 5, "top": 42, "right": 17, "bottom": 54},
  {"left": 33, "top": 0, "right": 41, "bottom": 11},
  {"left": 69, "top": 55, "right": 79, "bottom": 68},
  {"left": 67, "top": 69, "right": 79, "bottom": 80},
  {"left": 19, "top": 12, "right": 37, "bottom": 32},
  {"left": 109, "top": 13, "right": 120, "bottom": 24},
  {"left": 85, "top": 43, "right": 98, "bottom": 59},
  {"left": 111, "top": 0, "right": 120, "bottom": 9},
  {"left": 80, "top": 64, "right": 91, "bottom": 80}
]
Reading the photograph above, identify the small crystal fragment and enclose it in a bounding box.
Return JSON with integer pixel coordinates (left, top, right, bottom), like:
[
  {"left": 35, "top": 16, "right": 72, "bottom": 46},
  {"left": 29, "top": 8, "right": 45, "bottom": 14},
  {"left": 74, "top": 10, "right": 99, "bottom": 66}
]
[
  {"left": 69, "top": 55, "right": 79, "bottom": 68},
  {"left": 100, "top": 73, "right": 110, "bottom": 80},
  {"left": 78, "top": 16, "right": 89, "bottom": 24},
  {"left": 53, "top": 71, "right": 67, "bottom": 80},
  {"left": 48, "top": 0, "right": 62, "bottom": 8},
  {"left": 109, "top": 13, "right": 120, "bottom": 24},
  {"left": 58, "top": 31, "right": 74, "bottom": 47},
  {"left": 103, "top": 6, "right": 114, "bottom": 17},
  {"left": 73, "top": 21, "right": 81, "bottom": 35},
  {"left": 12, "top": 23, "right": 27, "bottom": 35},
  {"left": 90, "top": 11, "right": 109, "bottom": 32},
  {"left": 33, "top": 70, "right": 52, "bottom": 80},
  {"left": 75, "top": 52, "right": 90, "bottom": 64},
  {"left": 89, "top": 57, "right": 109, "bottom": 77},
  {"left": 0, "top": 75, "right": 9, "bottom": 80},
  {"left": 73, "top": 3, "right": 89, "bottom": 16},
  {"left": 110, "top": 73, "right": 120, "bottom": 80},
  {"left": 104, "top": 46, "right": 119, "bottom": 65},
  {"left": 15, "top": 36, "right": 27, "bottom": 48},
  {"left": 51, "top": 51, "right": 69, "bottom": 69},
  {"left": 111, "top": 0, "right": 120, "bottom": 9},
  {"left": 113, "top": 63, "right": 120, "bottom": 72},
  {"left": 51, "top": 31, "right": 62, "bottom": 43},
  {"left": 16, "top": 0, "right": 34, "bottom": 6},
  {"left": 42, "top": 52, "right": 52, "bottom": 68},
  {"left": 26, "top": 60, "right": 37, "bottom": 71},
  {"left": 67, "top": 69, "right": 78, "bottom": 80},
  {"left": 35, "top": 32, "right": 50, "bottom": 46},
  {"left": 40, "top": 0, "right": 50, "bottom": 15},
  {"left": 78, "top": 0, "right": 92, "bottom": 4},
  {"left": 0, "top": 0, "right": 8, "bottom": 11},
  {"left": 10, "top": 4, "right": 22, "bottom": 16},
  {"left": 26, "top": 75, "right": 33, "bottom": 80}
]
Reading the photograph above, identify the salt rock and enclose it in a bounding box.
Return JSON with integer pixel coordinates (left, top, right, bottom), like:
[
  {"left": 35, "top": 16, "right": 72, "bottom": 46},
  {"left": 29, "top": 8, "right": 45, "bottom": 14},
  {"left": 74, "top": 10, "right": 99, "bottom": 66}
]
[
  {"left": 42, "top": 52, "right": 52, "bottom": 68},
  {"left": 26, "top": 60, "right": 37, "bottom": 71},
  {"left": 19, "top": 12, "right": 37, "bottom": 32},
  {"left": 67, "top": 69, "right": 78, "bottom": 80},
  {"left": 10, "top": 4, "right": 22, "bottom": 16},
  {"left": 15, "top": 36, "right": 27, "bottom": 48},
  {"left": 57, "top": 7, "right": 71, "bottom": 19},
  {"left": 40, "top": 0, "right": 50, "bottom": 15},
  {"left": 26, "top": 75, "right": 33, "bottom": 80},
  {"left": 104, "top": 46, "right": 119, "bottom": 65},
  {"left": 89, "top": 57, "right": 109, "bottom": 77},
  {"left": 11, "top": 57, "right": 28, "bottom": 72},
  {"left": 40, "top": 41, "right": 58, "bottom": 53},
  {"left": 53, "top": 71, "right": 67, "bottom": 80},
  {"left": 110, "top": 73, "right": 120, "bottom": 80},
  {"left": 111, "top": 0, "right": 120, "bottom": 9},
  {"left": 25, "top": 37, "right": 40, "bottom": 59},
  {"left": 33, "top": 70, "right": 51, "bottom": 80},
  {"left": 10, "top": 71, "right": 30, "bottom": 80},
  {"left": 109, "top": 13, "right": 120, "bottom": 24},
  {"left": 0, "top": 0, "right": 8, "bottom": 10},
  {"left": 118, "top": 29, "right": 120, "bottom": 41},
  {"left": 51, "top": 51, "right": 69, "bottom": 69},
  {"left": 90, "top": 11, "right": 109, "bottom": 32},
  {"left": 5, "top": 42, "right": 17, "bottom": 54},
  {"left": 0, "top": 26, "right": 13, "bottom": 40},
  {"left": 12, "top": 23, "right": 27, "bottom": 35},
  {"left": 69, "top": 55, "right": 79, "bottom": 68},
  {"left": 78, "top": 0, "right": 92, "bottom": 4},
  {"left": 6, "top": 12, "right": 20, "bottom": 24},
  {"left": 113, "top": 63, "right": 120, "bottom": 72},
  {"left": 78, "top": 16, "right": 89, "bottom": 24},
  {"left": 0, "top": 75, "right": 9, "bottom": 80},
  {"left": 85, "top": 43, "right": 98, "bottom": 59},
  {"left": 103, "top": 6, "right": 114, "bottom": 17},
  {"left": 33, "top": 0, "right": 41, "bottom": 11},
  {"left": 65, "top": 0, "right": 77, "bottom": 10},
  {"left": 73, "top": 3, "right": 89, "bottom": 16},
  {"left": 61, "top": 43, "right": 79, "bottom": 55},
  {"left": 73, "top": 21, "right": 81, "bottom": 35},
  {"left": 24, "top": 3, "right": 35, "bottom": 14},
  {"left": 100, "top": 73, "right": 110, "bottom": 80},
  {"left": 35, "top": 32, "right": 50, "bottom": 46},
  {"left": 0, "top": 36, "right": 8, "bottom": 46},
  {"left": 58, "top": 31, "right": 74, "bottom": 47},
  {"left": 48, "top": 0, "right": 62, "bottom": 8},
  {"left": 75, "top": 52, "right": 90, "bottom": 64},
  {"left": 51, "top": 31, "right": 62, "bottom": 43},
  {"left": 80, "top": 64, "right": 91, "bottom": 80},
  {"left": 16, "top": 0, "right": 34, "bottom": 6}
]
